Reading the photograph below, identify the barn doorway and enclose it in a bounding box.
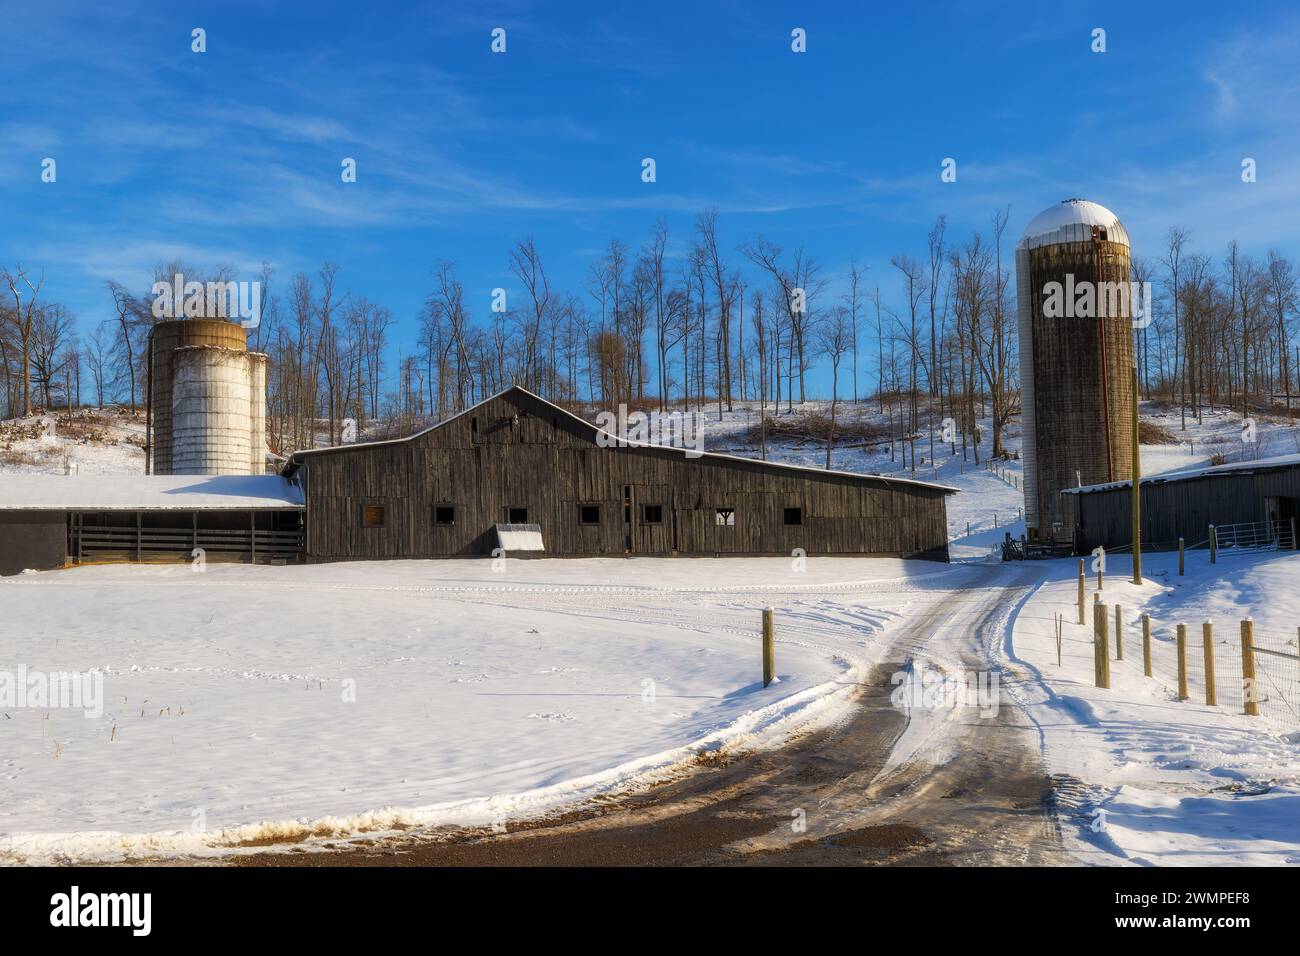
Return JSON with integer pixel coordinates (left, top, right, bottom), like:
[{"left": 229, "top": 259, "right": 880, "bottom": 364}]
[
  {"left": 1267, "top": 496, "right": 1300, "bottom": 549},
  {"left": 623, "top": 485, "right": 632, "bottom": 552}
]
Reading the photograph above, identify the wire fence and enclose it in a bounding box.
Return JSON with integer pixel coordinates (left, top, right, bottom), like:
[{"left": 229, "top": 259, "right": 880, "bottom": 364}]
[
  {"left": 1102, "top": 537, "right": 1209, "bottom": 555},
  {"left": 1079, "top": 519, "right": 1296, "bottom": 558},
  {"left": 1057, "top": 596, "right": 1300, "bottom": 736},
  {"left": 1253, "top": 634, "right": 1300, "bottom": 734}
]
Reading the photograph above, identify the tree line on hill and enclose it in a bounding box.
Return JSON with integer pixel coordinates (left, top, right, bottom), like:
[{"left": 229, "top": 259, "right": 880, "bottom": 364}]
[{"left": 1, "top": 209, "right": 1295, "bottom": 467}]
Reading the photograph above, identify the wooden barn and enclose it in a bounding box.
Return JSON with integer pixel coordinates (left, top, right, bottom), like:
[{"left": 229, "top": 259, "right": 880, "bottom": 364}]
[
  {"left": 281, "top": 386, "right": 956, "bottom": 561},
  {"left": 1064, "top": 454, "right": 1300, "bottom": 554}
]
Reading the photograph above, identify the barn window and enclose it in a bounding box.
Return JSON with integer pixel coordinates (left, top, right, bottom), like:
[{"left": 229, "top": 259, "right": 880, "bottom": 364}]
[
  {"left": 715, "top": 508, "right": 735, "bottom": 527},
  {"left": 433, "top": 504, "right": 456, "bottom": 526},
  {"left": 508, "top": 506, "right": 529, "bottom": 524},
  {"left": 784, "top": 507, "right": 803, "bottom": 526},
  {"left": 642, "top": 504, "right": 663, "bottom": 524},
  {"left": 579, "top": 504, "right": 601, "bottom": 525},
  {"left": 361, "top": 503, "right": 387, "bottom": 528}
]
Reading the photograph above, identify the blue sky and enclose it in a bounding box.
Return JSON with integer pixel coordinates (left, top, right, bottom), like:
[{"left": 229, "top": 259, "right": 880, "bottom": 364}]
[{"left": 2, "top": 0, "right": 1297, "bottom": 394}]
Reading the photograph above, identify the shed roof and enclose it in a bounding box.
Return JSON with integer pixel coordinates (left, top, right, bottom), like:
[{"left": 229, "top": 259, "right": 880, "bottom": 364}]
[
  {"left": 1062, "top": 453, "right": 1300, "bottom": 496},
  {"left": 0, "top": 474, "right": 305, "bottom": 511},
  {"left": 280, "top": 385, "right": 960, "bottom": 494}
]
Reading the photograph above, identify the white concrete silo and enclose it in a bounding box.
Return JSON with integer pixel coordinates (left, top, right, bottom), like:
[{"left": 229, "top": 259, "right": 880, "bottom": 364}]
[
  {"left": 171, "top": 347, "right": 254, "bottom": 475},
  {"left": 149, "top": 319, "right": 269, "bottom": 476}
]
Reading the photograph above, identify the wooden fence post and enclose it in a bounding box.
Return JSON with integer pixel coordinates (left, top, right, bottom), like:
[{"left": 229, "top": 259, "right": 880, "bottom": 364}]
[
  {"left": 1077, "top": 559, "right": 1086, "bottom": 625},
  {"left": 1114, "top": 605, "right": 1124, "bottom": 661},
  {"left": 1209, "top": 525, "right": 1217, "bottom": 564},
  {"left": 1178, "top": 537, "right": 1185, "bottom": 576},
  {"left": 1241, "top": 619, "right": 1257, "bottom": 716},
  {"left": 1142, "top": 614, "right": 1152, "bottom": 678},
  {"left": 1094, "top": 602, "right": 1111, "bottom": 689},
  {"left": 1202, "top": 622, "right": 1216, "bottom": 706},
  {"left": 1176, "top": 623, "right": 1189, "bottom": 700},
  {"left": 1092, "top": 601, "right": 1100, "bottom": 685},
  {"left": 762, "top": 608, "right": 775, "bottom": 688}
]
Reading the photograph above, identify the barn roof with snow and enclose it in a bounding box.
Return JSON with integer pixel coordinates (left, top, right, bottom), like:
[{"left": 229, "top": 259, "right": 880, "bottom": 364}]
[
  {"left": 280, "top": 385, "right": 956, "bottom": 561},
  {"left": 0, "top": 474, "right": 304, "bottom": 511},
  {"left": 281, "top": 385, "right": 961, "bottom": 495},
  {"left": 1063, "top": 453, "right": 1300, "bottom": 495}
]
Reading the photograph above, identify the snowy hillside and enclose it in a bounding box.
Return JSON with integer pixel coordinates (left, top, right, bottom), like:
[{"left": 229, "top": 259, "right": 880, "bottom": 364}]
[{"left": 0, "top": 408, "right": 145, "bottom": 475}]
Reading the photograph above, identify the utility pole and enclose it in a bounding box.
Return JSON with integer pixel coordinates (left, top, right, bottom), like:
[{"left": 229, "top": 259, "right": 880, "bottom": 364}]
[{"left": 1131, "top": 364, "right": 1142, "bottom": 585}]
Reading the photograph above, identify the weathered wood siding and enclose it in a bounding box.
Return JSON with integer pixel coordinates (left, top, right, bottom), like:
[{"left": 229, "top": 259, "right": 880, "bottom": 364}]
[
  {"left": 0, "top": 511, "right": 66, "bottom": 575},
  {"left": 294, "top": 389, "right": 951, "bottom": 561},
  {"left": 1073, "top": 465, "right": 1300, "bottom": 552}
]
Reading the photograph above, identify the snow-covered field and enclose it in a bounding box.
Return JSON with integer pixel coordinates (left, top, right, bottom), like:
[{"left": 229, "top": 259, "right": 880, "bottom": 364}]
[
  {"left": 1005, "top": 549, "right": 1300, "bottom": 866},
  {"left": 4, "top": 399, "right": 1300, "bottom": 866},
  {"left": 0, "top": 557, "right": 960, "bottom": 864}
]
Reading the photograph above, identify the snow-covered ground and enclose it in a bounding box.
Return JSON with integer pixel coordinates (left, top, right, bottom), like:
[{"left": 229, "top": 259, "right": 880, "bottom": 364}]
[
  {"left": 4, "top": 398, "right": 1300, "bottom": 867},
  {"left": 1004, "top": 549, "right": 1300, "bottom": 866},
  {"left": 0, "top": 557, "right": 964, "bottom": 864}
]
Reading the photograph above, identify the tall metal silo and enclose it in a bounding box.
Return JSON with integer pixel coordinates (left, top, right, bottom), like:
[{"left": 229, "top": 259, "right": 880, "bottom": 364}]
[
  {"left": 148, "top": 319, "right": 268, "bottom": 475},
  {"left": 1016, "top": 199, "right": 1135, "bottom": 543}
]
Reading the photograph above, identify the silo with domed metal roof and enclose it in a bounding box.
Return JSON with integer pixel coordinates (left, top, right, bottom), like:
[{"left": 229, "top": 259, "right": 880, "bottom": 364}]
[{"left": 1016, "top": 198, "right": 1135, "bottom": 543}]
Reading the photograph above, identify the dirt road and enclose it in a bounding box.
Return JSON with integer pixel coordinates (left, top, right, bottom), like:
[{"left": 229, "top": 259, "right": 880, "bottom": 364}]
[{"left": 235, "top": 564, "right": 1067, "bottom": 866}]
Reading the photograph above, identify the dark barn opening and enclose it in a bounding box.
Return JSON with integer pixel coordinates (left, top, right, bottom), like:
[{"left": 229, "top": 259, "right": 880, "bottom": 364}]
[{"left": 0, "top": 474, "right": 305, "bottom": 573}]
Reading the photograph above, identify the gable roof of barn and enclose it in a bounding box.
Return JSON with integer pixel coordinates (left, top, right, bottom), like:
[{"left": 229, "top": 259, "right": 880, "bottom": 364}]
[{"left": 280, "top": 385, "right": 959, "bottom": 494}]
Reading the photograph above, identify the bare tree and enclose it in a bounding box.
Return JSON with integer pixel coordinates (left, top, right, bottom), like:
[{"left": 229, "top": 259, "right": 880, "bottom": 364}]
[
  {"left": 1267, "top": 250, "right": 1297, "bottom": 414},
  {"left": 926, "top": 216, "right": 946, "bottom": 398},
  {"left": 510, "top": 238, "right": 552, "bottom": 393},
  {"left": 30, "top": 304, "right": 75, "bottom": 409},
  {"left": 818, "top": 306, "right": 853, "bottom": 469},
  {"left": 843, "top": 259, "right": 867, "bottom": 404},
  {"left": 1163, "top": 227, "right": 1190, "bottom": 428},
  {"left": 741, "top": 237, "right": 825, "bottom": 402},
  {"left": 3, "top": 266, "right": 45, "bottom": 417},
  {"left": 890, "top": 254, "right": 926, "bottom": 447},
  {"left": 87, "top": 321, "right": 113, "bottom": 408}
]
